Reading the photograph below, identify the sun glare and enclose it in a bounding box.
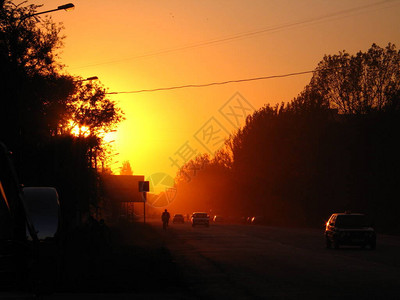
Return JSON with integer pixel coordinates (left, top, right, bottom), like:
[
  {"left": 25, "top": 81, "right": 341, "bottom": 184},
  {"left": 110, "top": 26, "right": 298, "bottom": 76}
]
[{"left": 69, "top": 120, "right": 90, "bottom": 137}]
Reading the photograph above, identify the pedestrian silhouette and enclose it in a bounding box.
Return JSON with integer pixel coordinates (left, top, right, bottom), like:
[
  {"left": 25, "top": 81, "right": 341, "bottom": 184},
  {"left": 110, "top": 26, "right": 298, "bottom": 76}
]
[{"left": 161, "top": 209, "right": 170, "bottom": 230}]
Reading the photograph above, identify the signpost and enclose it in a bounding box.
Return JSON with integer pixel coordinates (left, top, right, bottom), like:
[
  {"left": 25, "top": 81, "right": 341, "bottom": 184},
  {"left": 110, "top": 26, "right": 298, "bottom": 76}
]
[
  {"left": 102, "top": 175, "right": 148, "bottom": 223},
  {"left": 139, "top": 181, "right": 150, "bottom": 223}
]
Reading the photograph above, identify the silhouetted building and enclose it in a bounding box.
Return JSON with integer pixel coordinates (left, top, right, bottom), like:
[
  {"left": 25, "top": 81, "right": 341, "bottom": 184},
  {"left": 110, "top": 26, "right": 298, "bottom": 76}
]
[{"left": 101, "top": 175, "right": 144, "bottom": 222}]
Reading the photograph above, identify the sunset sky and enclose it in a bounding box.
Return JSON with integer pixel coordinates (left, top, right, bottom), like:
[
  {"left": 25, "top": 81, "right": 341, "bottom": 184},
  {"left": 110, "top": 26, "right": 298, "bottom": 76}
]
[{"left": 29, "top": 0, "right": 400, "bottom": 179}]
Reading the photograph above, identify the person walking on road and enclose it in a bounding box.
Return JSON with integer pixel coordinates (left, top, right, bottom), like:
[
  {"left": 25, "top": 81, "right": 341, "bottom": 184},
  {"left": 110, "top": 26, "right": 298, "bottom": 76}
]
[{"left": 161, "top": 209, "right": 170, "bottom": 230}]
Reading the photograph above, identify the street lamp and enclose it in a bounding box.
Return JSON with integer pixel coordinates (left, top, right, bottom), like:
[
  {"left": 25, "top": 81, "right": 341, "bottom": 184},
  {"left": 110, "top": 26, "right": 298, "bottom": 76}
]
[
  {"left": 31, "top": 3, "right": 75, "bottom": 17},
  {"left": 84, "top": 76, "right": 98, "bottom": 81},
  {"left": 74, "top": 76, "right": 99, "bottom": 82},
  {"left": 19, "top": 3, "right": 75, "bottom": 23},
  {"left": 57, "top": 3, "right": 75, "bottom": 11}
]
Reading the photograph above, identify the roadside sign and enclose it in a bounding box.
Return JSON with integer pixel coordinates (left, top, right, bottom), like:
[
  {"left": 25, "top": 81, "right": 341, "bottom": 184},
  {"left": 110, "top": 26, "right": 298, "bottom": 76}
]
[{"left": 139, "top": 181, "right": 149, "bottom": 192}]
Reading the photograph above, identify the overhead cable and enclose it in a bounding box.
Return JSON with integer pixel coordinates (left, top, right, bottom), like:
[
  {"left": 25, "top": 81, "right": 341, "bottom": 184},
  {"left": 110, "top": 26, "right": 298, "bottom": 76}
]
[
  {"left": 106, "top": 70, "right": 316, "bottom": 94},
  {"left": 72, "top": 0, "right": 398, "bottom": 70}
]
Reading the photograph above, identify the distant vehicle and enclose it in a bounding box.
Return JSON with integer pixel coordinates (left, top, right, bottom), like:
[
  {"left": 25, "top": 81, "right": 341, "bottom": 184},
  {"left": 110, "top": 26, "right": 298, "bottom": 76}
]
[
  {"left": 191, "top": 212, "right": 210, "bottom": 227},
  {"left": 325, "top": 212, "right": 376, "bottom": 249},
  {"left": 172, "top": 214, "right": 185, "bottom": 224},
  {"left": 251, "top": 216, "right": 264, "bottom": 225},
  {"left": 213, "top": 215, "right": 224, "bottom": 223},
  {"left": 239, "top": 217, "right": 248, "bottom": 224}
]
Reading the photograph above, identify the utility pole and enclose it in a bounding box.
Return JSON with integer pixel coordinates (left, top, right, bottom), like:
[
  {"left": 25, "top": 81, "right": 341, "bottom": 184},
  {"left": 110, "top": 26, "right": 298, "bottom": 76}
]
[{"left": 143, "top": 192, "right": 146, "bottom": 224}]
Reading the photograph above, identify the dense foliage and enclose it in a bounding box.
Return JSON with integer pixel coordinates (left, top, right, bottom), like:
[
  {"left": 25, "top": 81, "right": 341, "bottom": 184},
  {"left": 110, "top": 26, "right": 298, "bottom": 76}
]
[
  {"left": 0, "top": 1, "right": 123, "bottom": 226},
  {"left": 174, "top": 44, "right": 400, "bottom": 233}
]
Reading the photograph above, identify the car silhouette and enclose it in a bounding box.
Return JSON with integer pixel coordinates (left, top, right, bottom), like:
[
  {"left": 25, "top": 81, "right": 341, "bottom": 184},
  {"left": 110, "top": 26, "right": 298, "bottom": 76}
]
[
  {"left": 325, "top": 212, "right": 376, "bottom": 249},
  {"left": 251, "top": 216, "right": 264, "bottom": 225},
  {"left": 213, "top": 215, "right": 224, "bottom": 223},
  {"left": 172, "top": 213, "right": 185, "bottom": 224},
  {"left": 191, "top": 212, "right": 210, "bottom": 227}
]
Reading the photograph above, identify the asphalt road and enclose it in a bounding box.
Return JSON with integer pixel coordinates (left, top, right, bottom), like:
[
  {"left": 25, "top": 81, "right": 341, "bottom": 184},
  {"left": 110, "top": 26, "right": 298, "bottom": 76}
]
[
  {"left": 156, "top": 220, "right": 400, "bottom": 299},
  {"left": 3, "top": 221, "right": 399, "bottom": 299}
]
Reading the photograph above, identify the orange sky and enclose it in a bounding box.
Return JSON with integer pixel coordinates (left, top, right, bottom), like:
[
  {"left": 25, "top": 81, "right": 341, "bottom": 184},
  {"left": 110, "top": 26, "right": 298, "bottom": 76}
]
[{"left": 29, "top": 0, "right": 400, "bottom": 180}]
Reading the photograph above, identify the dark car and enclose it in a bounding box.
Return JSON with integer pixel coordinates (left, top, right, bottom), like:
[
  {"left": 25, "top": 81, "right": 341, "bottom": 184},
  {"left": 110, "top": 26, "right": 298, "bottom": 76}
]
[
  {"left": 0, "top": 142, "right": 61, "bottom": 292},
  {"left": 191, "top": 212, "right": 210, "bottom": 227},
  {"left": 172, "top": 214, "right": 185, "bottom": 224},
  {"left": 325, "top": 212, "right": 376, "bottom": 249},
  {"left": 213, "top": 215, "right": 224, "bottom": 223},
  {"left": 251, "top": 216, "right": 265, "bottom": 225}
]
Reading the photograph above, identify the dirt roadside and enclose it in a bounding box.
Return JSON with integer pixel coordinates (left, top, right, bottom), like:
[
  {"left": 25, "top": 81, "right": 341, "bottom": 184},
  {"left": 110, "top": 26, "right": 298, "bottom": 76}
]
[{"left": 57, "top": 221, "right": 188, "bottom": 296}]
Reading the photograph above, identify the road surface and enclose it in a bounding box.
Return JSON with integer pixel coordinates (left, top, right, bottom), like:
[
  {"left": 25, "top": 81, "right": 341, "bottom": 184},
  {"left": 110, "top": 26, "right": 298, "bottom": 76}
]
[
  {"left": 2, "top": 221, "right": 399, "bottom": 299},
  {"left": 157, "top": 220, "right": 400, "bottom": 299}
]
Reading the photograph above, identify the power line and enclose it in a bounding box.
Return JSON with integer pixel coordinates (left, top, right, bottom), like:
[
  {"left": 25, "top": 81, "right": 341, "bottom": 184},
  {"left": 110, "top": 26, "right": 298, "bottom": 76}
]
[
  {"left": 71, "top": 0, "right": 399, "bottom": 70},
  {"left": 106, "top": 70, "right": 316, "bottom": 94}
]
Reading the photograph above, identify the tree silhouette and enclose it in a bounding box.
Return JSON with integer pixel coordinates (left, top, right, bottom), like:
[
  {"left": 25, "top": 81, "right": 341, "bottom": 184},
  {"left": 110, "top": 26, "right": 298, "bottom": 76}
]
[
  {"left": 310, "top": 43, "right": 400, "bottom": 114},
  {"left": 1, "top": 1, "right": 72, "bottom": 149},
  {"left": 173, "top": 44, "right": 400, "bottom": 232},
  {"left": 0, "top": 1, "right": 124, "bottom": 226},
  {"left": 66, "top": 80, "right": 124, "bottom": 137},
  {"left": 120, "top": 161, "right": 133, "bottom": 176}
]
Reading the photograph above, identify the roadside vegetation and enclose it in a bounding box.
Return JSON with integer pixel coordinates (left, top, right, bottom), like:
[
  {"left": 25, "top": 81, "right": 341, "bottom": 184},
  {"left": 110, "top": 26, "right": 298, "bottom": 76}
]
[
  {"left": 0, "top": 1, "right": 124, "bottom": 228},
  {"left": 174, "top": 43, "right": 400, "bottom": 234}
]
